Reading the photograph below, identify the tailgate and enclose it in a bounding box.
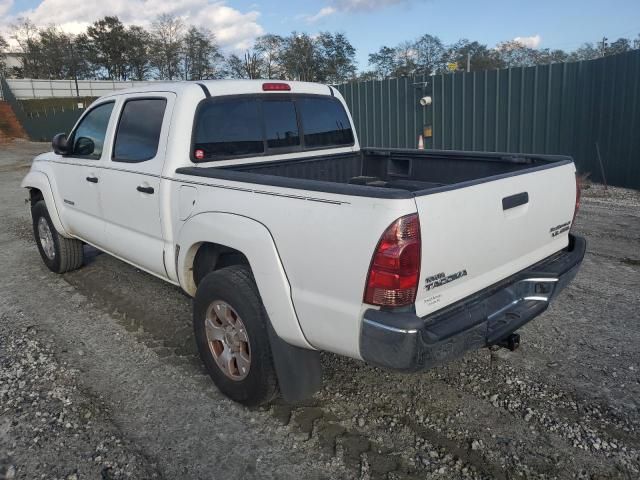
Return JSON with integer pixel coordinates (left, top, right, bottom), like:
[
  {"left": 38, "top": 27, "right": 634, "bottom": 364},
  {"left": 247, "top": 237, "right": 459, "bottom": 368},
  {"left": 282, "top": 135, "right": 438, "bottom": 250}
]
[{"left": 414, "top": 162, "right": 577, "bottom": 318}]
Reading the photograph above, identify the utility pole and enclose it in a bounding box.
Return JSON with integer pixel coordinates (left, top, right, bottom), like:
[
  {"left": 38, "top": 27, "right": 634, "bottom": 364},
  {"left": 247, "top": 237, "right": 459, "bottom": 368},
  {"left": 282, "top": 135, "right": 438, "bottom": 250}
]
[
  {"left": 68, "top": 38, "right": 79, "bottom": 98},
  {"left": 466, "top": 52, "right": 471, "bottom": 72},
  {"left": 601, "top": 37, "right": 608, "bottom": 57}
]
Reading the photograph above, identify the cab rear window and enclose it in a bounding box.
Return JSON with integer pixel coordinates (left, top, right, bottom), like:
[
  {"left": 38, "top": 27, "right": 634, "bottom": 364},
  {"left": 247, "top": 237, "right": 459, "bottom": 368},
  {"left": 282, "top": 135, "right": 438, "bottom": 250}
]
[
  {"left": 192, "top": 95, "right": 353, "bottom": 161},
  {"left": 194, "top": 99, "right": 264, "bottom": 158}
]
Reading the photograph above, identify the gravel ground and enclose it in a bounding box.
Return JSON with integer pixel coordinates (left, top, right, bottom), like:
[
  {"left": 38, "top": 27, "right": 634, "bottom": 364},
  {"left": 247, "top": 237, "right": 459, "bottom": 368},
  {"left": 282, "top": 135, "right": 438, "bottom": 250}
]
[{"left": 0, "top": 140, "right": 638, "bottom": 480}]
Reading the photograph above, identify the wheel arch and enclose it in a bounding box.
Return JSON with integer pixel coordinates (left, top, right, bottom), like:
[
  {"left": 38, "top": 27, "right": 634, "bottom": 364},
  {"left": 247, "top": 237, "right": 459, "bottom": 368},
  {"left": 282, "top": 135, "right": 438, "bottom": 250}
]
[
  {"left": 21, "top": 170, "right": 71, "bottom": 237},
  {"left": 177, "top": 211, "right": 312, "bottom": 349}
]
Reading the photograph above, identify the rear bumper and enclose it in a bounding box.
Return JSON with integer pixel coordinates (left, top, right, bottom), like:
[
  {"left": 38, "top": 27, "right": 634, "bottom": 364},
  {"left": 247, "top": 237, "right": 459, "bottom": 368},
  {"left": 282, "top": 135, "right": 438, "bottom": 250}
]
[{"left": 359, "top": 234, "right": 586, "bottom": 372}]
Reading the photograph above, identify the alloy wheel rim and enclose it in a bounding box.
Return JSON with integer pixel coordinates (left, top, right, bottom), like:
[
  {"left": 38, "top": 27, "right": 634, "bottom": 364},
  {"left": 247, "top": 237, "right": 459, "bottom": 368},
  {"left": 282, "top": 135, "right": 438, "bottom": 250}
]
[
  {"left": 37, "top": 217, "right": 55, "bottom": 260},
  {"left": 205, "top": 300, "right": 251, "bottom": 381}
]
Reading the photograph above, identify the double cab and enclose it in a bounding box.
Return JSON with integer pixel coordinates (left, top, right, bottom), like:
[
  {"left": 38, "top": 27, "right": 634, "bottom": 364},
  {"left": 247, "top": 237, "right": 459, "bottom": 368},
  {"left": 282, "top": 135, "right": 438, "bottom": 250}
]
[{"left": 22, "top": 80, "right": 585, "bottom": 405}]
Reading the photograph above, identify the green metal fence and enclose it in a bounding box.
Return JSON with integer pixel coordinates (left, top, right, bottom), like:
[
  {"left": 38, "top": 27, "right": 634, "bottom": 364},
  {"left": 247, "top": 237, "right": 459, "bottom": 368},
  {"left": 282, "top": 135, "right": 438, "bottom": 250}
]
[
  {"left": 3, "top": 50, "right": 639, "bottom": 188},
  {"left": 335, "top": 50, "right": 640, "bottom": 189},
  {"left": 1, "top": 77, "right": 83, "bottom": 142}
]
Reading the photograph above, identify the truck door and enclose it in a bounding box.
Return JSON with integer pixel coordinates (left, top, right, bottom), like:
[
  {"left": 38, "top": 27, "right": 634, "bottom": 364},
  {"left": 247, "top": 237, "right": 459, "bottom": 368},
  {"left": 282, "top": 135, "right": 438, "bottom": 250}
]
[
  {"left": 99, "top": 93, "right": 175, "bottom": 277},
  {"left": 51, "top": 101, "right": 115, "bottom": 247}
]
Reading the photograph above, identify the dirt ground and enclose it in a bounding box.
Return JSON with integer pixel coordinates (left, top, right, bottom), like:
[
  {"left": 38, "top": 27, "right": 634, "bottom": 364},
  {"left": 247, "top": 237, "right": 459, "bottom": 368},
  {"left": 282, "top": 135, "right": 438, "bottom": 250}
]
[{"left": 1, "top": 140, "right": 638, "bottom": 480}]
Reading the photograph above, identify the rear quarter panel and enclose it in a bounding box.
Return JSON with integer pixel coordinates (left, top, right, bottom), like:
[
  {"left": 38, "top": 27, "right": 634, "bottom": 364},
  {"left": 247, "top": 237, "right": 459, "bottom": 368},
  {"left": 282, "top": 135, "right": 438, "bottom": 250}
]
[{"left": 172, "top": 175, "right": 417, "bottom": 358}]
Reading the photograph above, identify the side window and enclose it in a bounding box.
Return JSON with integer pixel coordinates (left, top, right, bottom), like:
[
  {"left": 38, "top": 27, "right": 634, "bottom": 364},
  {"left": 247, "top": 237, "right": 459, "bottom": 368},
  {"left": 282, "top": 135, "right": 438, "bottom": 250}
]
[
  {"left": 113, "top": 98, "right": 167, "bottom": 163},
  {"left": 263, "top": 100, "right": 299, "bottom": 149},
  {"left": 194, "top": 99, "right": 263, "bottom": 161},
  {"left": 298, "top": 97, "right": 354, "bottom": 148},
  {"left": 70, "top": 102, "right": 114, "bottom": 159}
]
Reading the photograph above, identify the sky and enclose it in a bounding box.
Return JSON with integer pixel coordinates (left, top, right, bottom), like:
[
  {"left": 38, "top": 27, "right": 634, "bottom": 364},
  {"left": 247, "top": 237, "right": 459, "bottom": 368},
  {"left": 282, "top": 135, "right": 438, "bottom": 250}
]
[{"left": 1, "top": 0, "right": 639, "bottom": 70}]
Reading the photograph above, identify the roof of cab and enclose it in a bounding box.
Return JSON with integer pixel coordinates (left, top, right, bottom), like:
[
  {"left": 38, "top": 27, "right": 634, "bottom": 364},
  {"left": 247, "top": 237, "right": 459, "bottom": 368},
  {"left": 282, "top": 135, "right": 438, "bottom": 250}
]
[{"left": 98, "top": 79, "right": 335, "bottom": 99}]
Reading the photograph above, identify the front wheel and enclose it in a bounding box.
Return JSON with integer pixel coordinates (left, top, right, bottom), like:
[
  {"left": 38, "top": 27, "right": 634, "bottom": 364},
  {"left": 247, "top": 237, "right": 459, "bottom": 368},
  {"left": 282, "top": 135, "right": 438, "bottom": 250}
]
[
  {"left": 31, "top": 200, "right": 83, "bottom": 273},
  {"left": 193, "top": 265, "right": 279, "bottom": 406}
]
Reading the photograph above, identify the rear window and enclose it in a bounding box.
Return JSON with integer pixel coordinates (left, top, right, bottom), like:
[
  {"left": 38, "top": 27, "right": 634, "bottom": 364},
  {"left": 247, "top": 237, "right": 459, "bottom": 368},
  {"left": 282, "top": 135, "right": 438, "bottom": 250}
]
[
  {"left": 194, "top": 99, "right": 264, "bottom": 158},
  {"left": 192, "top": 95, "right": 353, "bottom": 161},
  {"left": 263, "top": 100, "right": 299, "bottom": 149},
  {"left": 298, "top": 97, "right": 354, "bottom": 148}
]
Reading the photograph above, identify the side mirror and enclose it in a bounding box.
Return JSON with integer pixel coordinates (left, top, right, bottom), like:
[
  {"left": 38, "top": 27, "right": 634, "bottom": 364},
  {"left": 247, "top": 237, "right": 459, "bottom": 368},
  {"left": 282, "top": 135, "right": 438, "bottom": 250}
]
[
  {"left": 75, "top": 137, "right": 95, "bottom": 156},
  {"left": 52, "top": 133, "right": 69, "bottom": 155}
]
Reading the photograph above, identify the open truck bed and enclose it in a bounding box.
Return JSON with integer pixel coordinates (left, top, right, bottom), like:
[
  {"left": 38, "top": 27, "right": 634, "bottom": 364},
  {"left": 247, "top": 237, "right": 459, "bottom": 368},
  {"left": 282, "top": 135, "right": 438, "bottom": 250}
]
[{"left": 176, "top": 148, "right": 573, "bottom": 198}]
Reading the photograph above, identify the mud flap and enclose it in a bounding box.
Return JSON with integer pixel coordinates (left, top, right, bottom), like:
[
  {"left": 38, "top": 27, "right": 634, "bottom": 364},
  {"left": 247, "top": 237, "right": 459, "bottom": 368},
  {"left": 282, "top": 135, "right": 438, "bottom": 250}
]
[{"left": 266, "top": 322, "right": 322, "bottom": 403}]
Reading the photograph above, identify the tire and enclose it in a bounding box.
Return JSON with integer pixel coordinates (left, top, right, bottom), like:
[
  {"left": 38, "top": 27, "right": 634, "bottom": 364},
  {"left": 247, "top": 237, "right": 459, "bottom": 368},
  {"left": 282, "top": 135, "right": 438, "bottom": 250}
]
[
  {"left": 193, "top": 265, "right": 279, "bottom": 406},
  {"left": 31, "top": 200, "right": 84, "bottom": 274}
]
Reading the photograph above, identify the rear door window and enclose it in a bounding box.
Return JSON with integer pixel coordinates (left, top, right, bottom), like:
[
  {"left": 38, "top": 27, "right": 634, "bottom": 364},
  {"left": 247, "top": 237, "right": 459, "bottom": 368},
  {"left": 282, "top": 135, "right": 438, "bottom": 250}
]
[
  {"left": 298, "top": 97, "right": 354, "bottom": 148},
  {"left": 194, "top": 99, "right": 264, "bottom": 160},
  {"left": 113, "top": 98, "right": 167, "bottom": 162}
]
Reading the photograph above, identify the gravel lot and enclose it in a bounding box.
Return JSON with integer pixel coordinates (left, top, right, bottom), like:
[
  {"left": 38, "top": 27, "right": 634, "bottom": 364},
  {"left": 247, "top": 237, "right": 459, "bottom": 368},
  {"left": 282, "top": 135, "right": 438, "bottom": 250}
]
[{"left": 1, "top": 140, "right": 639, "bottom": 480}]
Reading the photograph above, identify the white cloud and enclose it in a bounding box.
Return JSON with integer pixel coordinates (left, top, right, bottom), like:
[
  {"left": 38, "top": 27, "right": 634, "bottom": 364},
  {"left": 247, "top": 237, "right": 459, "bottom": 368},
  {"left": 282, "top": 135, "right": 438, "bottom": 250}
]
[
  {"left": 0, "top": 0, "right": 13, "bottom": 18},
  {"left": 513, "top": 34, "right": 541, "bottom": 49},
  {"left": 0, "top": 0, "right": 263, "bottom": 51},
  {"left": 333, "top": 0, "right": 409, "bottom": 11},
  {"left": 306, "top": 6, "right": 337, "bottom": 23},
  {"left": 305, "top": 0, "right": 422, "bottom": 23}
]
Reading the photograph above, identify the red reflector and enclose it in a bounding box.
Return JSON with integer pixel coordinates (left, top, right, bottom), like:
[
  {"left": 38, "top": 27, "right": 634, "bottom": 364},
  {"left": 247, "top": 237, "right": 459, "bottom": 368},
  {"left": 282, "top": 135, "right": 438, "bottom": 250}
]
[
  {"left": 194, "top": 149, "right": 205, "bottom": 160},
  {"left": 262, "top": 82, "right": 291, "bottom": 91},
  {"left": 364, "top": 214, "right": 421, "bottom": 307}
]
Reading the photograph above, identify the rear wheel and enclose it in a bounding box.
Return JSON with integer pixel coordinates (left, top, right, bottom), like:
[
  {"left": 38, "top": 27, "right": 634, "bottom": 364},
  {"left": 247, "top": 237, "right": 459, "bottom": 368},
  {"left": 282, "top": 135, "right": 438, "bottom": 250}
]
[
  {"left": 31, "top": 200, "right": 83, "bottom": 273},
  {"left": 193, "top": 265, "right": 278, "bottom": 406}
]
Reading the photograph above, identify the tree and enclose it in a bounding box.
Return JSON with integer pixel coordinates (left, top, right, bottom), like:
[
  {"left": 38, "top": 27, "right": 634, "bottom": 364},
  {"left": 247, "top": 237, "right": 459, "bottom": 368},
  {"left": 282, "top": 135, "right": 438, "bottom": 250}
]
[
  {"left": 607, "top": 38, "right": 631, "bottom": 56},
  {"left": 0, "top": 34, "right": 8, "bottom": 76},
  {"left": 317, "top": 32, "right": 356, "bottom": 83},
  {"left": 224, "top": 54, "right": 247, "bottom": 78},
  {"left": 368, "top": 34, "right": 447, "bottom": 78},
  {"left": 254, "top": 34, "right": 283, "bottom": 79},
  {"left": 536, "top": 48, "right": 568, "bottom": 65},
  {"left": 151, "top": 14, "right": 184, "bottom": 80},
  {"left": 86, "top": 16, "right": 129, "bottom": 79},
  {"left": 11, "top": 18, "right": 42, "bottom": 78},
  {"left": 568, "top": 42, "right": 600, "bottom": 61},
  {"left": 223, "top": 51, "right": 262, "bottom": 79},
  {"left": 125, "top": 26, "right": 152, "bottom": 80},
  {"left": 182, "top": 27, "right": 223, "bottom": 80},
  {"left": 368, "top": 46, "right": 397, "bottom": 78},
  {"left": 413, "top": 34, "right": 445, "bottom": 75},
  {"left": 37, "top": 26, "right": 72, "bottom": 79},
  {"left": 393, "top": 41, "right": 418, "bottom": 76},
  {"left": 496, "top": 40, "right": 540, "bottom": 68},
  {"left": 279, "top": 33, "right": 322, "bottom": 81},
  {"left": 444, "top": 39, "right": 504, "bottom": 71},
  {"left": 243, "top": 51, "right": 262, "bottom": 79}
]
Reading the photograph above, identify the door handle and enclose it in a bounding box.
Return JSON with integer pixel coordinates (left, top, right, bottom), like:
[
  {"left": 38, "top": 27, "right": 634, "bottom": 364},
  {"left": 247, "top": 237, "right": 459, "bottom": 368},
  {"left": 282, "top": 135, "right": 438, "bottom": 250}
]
[
  {"left": 502, "top": 192, "right": 529, "bottom": 210},
  {"left": 86, "top": 176, "right": 98, "bottom": 183},
  {"left": 137, "top": 185, "right": 155, "bottom": 194}
]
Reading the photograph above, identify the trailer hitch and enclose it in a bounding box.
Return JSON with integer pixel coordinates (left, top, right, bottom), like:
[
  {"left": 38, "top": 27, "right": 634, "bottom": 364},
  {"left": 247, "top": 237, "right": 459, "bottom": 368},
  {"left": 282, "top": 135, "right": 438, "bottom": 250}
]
[{"left": 494, "top": 333, "right": 521, "bottom": 351}]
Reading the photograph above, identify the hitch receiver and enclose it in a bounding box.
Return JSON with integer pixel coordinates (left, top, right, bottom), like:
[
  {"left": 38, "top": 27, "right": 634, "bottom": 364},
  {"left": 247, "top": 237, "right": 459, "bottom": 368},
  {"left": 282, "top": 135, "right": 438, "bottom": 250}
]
[{"left": 496, "top": 333, "right": 520, "bottom": 351}]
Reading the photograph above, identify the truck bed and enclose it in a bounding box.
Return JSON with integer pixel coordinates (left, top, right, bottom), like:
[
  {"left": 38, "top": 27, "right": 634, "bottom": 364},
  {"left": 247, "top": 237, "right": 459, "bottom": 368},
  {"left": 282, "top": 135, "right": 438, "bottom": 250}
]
[{"left": 176, "top": 148, "right": 572, "bottom": 198}]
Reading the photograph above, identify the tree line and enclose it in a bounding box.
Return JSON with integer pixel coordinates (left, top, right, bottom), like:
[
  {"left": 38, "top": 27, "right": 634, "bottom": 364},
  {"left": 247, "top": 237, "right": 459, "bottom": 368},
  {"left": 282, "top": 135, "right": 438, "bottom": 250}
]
[
  {"left": 1, "top": 15, "right": 638, "bottom": 83},
  {"left": 0, "top": 15, "right": 356, "bottom": 83},
  {"left": 363, "top": 34, "right": 640, "bottom": 79}
]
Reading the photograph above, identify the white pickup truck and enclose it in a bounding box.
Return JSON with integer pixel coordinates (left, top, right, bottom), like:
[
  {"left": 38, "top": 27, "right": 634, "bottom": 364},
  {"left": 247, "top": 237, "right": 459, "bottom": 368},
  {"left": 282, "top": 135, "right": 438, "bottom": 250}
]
[{"left": 22, "top": 80, "right": 585, "bottom": 406}]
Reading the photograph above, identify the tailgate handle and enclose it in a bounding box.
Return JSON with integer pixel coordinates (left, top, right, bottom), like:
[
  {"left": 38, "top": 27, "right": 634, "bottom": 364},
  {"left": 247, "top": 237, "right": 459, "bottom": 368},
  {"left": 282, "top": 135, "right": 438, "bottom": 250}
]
[{"left": 502, "top": 192, "right": 529, "bottom": 210}]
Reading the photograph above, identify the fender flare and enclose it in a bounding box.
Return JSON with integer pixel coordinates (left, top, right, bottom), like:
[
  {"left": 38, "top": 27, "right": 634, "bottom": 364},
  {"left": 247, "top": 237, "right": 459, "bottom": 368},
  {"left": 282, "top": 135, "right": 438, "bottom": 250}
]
[
  {"left": 21, "top": 170, "right": 71, "bottom": 237},
  {"left": 177, "top": 211, "right": 313, "bottom": 350}
]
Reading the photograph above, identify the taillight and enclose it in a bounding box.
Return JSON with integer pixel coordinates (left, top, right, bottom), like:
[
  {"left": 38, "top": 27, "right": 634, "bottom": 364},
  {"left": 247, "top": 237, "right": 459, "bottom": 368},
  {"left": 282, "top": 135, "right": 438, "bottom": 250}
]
[
  {"left": 364, "top": 214, "right": 421, "bottom": 307},
  {"left": 573, "top": 174, "right": 581, "bottom": 224},
  {"left": 262, "top": 82, "right": 290, "bottom": 91}
]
